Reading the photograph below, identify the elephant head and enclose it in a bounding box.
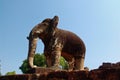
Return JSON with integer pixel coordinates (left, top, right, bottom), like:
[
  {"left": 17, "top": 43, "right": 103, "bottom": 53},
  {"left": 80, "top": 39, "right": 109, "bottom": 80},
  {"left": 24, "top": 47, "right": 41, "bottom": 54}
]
[{"left": 27, "top": 16, "right": 59, "bottom": 68}]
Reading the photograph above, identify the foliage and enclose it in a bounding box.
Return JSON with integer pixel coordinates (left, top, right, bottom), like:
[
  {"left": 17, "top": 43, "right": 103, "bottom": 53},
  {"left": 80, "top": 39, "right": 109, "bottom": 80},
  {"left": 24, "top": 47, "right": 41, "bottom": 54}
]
[
  {"left": 19, "top": 59, "right": 31, "bottom": 73},
  {"left": 19, "top": 53, "right": 68, "bottom": 73},
  {"left": 6, "top": 71, "right": 16, "bottom": 75},
  {"left": 34, "top": 54, "right": 46, "bottom": 67},
  {"left": 60, "top": 57, "right": 68, "bottom": 69},
  {"left": 19, "top": 53, "right": 46, "bottom": 73}
]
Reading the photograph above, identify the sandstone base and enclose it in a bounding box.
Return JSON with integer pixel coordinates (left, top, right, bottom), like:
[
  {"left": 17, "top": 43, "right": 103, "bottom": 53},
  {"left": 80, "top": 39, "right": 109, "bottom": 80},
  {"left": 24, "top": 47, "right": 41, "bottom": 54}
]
[
  {"left": 1, "top": 68, "right": 120, "bottom": 80},
  {"left": 27, "top": 67, "right": 55, "bottom": 74}
]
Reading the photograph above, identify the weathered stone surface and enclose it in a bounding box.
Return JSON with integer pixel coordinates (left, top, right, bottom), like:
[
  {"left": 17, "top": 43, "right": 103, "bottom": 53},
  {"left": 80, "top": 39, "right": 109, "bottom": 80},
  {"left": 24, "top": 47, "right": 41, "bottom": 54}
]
[
  {"left": 89, "top": 69, "right": 120, "bottom": 80},
  {"left": 0, "top": 70, "right": 89, "bottom": 80},
  {"left": 99, "top": 62, "right": 120, "bottom": 69},
  {"left": 27, "top": 16, "right": 86, "bottom": 70},
  {"left": 1, "top": 69, "right": 120, "bottom": 80},
  {"left": 0, "top": 74, "right": 35, "bottom": 80},
  {"left": 1, "top": 62, "right": 120, "bottom": 80},
  {"left": 27, "top": 67, "right": 55, "bottom": 74}
]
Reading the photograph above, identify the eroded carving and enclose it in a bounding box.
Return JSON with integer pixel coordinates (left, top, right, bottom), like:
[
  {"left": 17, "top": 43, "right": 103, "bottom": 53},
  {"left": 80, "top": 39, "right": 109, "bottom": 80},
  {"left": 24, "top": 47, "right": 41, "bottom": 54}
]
[{"left": 27, "top": 16, "right": 86, "bottom": 70}]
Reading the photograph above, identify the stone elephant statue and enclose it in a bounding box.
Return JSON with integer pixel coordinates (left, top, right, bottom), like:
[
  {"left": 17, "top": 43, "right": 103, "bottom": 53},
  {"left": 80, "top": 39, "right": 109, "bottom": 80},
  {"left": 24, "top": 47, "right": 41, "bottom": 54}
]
[{"left": 27, "top": 16, "right": 86, "bottom": 70}]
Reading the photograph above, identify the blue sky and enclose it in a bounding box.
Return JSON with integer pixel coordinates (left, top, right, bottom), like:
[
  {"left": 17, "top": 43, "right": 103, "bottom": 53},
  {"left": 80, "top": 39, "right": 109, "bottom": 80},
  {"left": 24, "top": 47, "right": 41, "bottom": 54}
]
[{"left": 0, "top": 0, "right": 120, "bottom": 75}]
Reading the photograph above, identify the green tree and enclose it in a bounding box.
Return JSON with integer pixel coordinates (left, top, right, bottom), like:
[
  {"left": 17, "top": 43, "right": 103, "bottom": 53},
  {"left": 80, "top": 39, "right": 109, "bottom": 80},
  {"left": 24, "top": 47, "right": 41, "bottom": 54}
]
[
  {"left": 19, "top": 53, "right": 68, "bottom": 73},
  {"left": 60, "top": 57, "right": 68, "bottom": 69},
  {"left": 6, "top": 71, "right": 16, "bottom": 75}
]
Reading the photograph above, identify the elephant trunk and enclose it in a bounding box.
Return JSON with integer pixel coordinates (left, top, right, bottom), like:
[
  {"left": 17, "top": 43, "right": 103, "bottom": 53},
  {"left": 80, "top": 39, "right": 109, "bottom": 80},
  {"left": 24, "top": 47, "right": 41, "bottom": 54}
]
[{"left": 27, "top": 37, "right": 38, "bottom": 68}]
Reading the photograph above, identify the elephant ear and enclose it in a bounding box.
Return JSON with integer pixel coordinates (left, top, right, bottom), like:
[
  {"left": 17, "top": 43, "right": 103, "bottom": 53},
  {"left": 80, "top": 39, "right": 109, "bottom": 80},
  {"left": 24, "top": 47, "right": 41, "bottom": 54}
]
[{"left": 51, "top": 16, "right": 59, "bottom": 29}]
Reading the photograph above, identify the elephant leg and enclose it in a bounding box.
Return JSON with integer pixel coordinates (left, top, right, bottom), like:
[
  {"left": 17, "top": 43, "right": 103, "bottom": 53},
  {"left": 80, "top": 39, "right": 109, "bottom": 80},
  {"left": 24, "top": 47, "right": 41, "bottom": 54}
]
[
  {"left": 46, "top": 58, "right": 52, "bottom": 67},
  {"left": 67, "top": 58, "right": 75, "bottom": 71},
  {"left": 74, "top": 56, "right": 85, "bottom": 70},
  {"left": 50, "top": 42, "right": 63, "bottom": 69},
  {"left": 51, "top": 50, "right": 61, "bottom": 69},
  {"left": 44, "top": 50, "right": 61, "bottom": 69},
  {"left": 45, "top": 55, "right": 52, "bottom": 67},
  {"left": 44, "top": 50, "right": 52, "bottom": 67}
]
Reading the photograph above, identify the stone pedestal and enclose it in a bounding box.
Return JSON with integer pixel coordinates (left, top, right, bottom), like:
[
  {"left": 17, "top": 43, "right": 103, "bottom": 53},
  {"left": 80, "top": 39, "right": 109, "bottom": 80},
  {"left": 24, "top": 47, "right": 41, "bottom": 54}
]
[
  {"left": 0, "top": 69, "right": 89, "bottom": 80},
  {"left": 1, "top": 68, "right": 120, "bottom": 80},
  {"left": 27, "top": 67, "right": 55, "bottom": 74}
]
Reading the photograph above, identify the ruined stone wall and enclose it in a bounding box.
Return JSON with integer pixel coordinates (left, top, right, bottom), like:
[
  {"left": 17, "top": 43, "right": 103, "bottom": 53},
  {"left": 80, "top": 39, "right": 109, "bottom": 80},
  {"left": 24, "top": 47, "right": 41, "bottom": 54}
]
[
  {"left": 1, "top": 62, "right": 120, "bottom": 80},
  {"left": 0, "top": 69, "right": 120, "bottom": 80}
]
